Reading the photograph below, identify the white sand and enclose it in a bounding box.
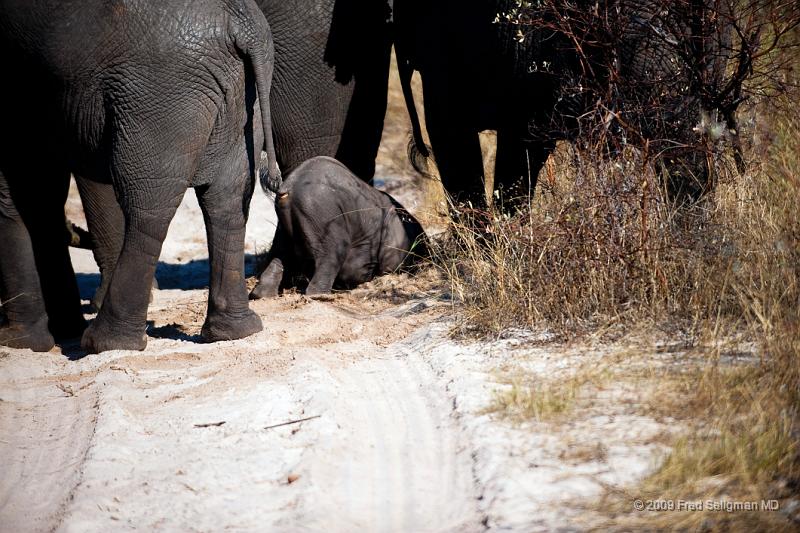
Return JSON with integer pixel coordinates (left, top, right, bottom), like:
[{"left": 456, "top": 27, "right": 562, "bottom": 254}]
[
  {"left": 0, "top": 185, "right": 669, "bottom": 530},
  {"left": 1, "top": 65, "right": 673, "bottom": 532}
]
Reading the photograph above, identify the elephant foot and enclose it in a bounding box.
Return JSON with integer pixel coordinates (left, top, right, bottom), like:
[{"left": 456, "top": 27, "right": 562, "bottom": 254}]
[
  {"left": 201, "top": 308, "right": 262, "bottom": 342},
  {"left": 250, "top": 262, "right": 283, "bottom": 300},
  {"left": 0, "top": 316, "right": 55, "bottom": 352},
  {"left": 249, "top": 282, "right": 278, "bottom": 300},
  {"left": 81, "top": 318, "right": 147, "bottom": 354},
  {"left": 49, "top": 314, "right": 88, "bottom": 341},
  {"left": 304, "top": 284, "right": 332, "bottom": 297}
]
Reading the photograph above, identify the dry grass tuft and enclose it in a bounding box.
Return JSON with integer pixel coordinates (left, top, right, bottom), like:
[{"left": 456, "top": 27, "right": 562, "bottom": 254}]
[
  {"left": 432, "top": 142, "right": 720, "bottom": 338},
  {"left": 487, "top": 360, "right": 613, "bottom": 422},
  {"left": 490, "top": 376, "right": 582, "bottom": 422}
]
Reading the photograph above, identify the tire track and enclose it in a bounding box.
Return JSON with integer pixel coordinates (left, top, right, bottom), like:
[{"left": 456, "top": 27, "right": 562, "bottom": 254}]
[
  {"left": 297, "top": 345, "right": 483, "bottom": 533},
  {"left": 0, "top": 352, "right": 98, "bottom": 533}
]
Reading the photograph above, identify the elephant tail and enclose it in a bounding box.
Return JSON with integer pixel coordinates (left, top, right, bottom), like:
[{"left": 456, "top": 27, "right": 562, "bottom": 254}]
[
  {"left": 396, "top": 49, "right": 433, "bottom": 178},
  {"left": 231, "top": 1, "right": 282, "bottom": 194},
  {"left": 65, "top": 217, "right": 92, "bottom": 249}
]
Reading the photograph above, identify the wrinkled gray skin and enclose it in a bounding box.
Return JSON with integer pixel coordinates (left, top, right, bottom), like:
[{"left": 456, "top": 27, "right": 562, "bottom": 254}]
[
  {"left": 0, "top": 0, "right": 280, "bottom": 353},
  {"left": 260, "top": 0, "right": 391, "bottom": 180},
  {"left": 251, "top": 157, "right": 425, "bottom": 298},
  {"left": 78, "top": 0, "right": 392, "bottom": 312}
]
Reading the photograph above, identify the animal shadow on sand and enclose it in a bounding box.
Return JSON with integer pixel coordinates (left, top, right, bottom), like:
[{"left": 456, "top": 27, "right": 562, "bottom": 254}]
[
  {"left": 154, "top": 254, "right": 260, "bottom": 290},
  {"left": 75, "top": 254, "right": 260, "bottom": 297},
  {"left": 66, "top": 254, "right": 260, "bottom": 358},
  {"left": 60, "top": 320, "right": 201, "bottom": 360}
]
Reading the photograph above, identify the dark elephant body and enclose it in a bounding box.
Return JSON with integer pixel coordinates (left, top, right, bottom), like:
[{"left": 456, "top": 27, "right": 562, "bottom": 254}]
[
  {"left": 0, "top": 0, "right": 279, "bottom": 352},
  {"left": 394, "top": 0, "right": 720, "bottom": 207},
  {"left": 252, "top": 157, "right": 425, "bottom": 297},
  {"left": 261, "top": 0, "right": 391, "bottom": 179},
  {"left": 395, "top": 0, "right": 559, "bottom": 205}
]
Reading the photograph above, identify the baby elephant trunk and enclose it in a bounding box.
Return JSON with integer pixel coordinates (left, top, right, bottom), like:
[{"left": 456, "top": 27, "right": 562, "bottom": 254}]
[{"left": 381, "top": 193, "right": 428, "bottom": 270}]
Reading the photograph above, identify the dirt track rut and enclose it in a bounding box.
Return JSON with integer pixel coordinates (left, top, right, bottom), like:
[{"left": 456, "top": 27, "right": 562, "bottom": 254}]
[{"left": 0, "top": 287, "right": 483, "bottom": 532}]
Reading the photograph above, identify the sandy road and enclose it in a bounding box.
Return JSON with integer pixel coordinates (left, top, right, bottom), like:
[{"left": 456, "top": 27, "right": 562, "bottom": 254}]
[
  {"left": 0, "top": 294, "right": 483, "bottom": 532},
  {"left": 0, "top": 185, "right": 484, "bottom": 532},
  {"left": 0, "top": 351, "right": 98, "bottom": 532},
  {"left": 295, "top": 340, "right": 481, "bottom": 532}
]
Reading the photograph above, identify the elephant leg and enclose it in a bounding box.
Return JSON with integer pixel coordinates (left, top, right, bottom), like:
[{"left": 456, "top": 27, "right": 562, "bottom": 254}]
[
  {"left": 80, "top": 156, "right": 186, "bottom": 354},
  {"left": 494, "top": 131, "right": 554, "bottom": 210},
  {"left": 424, "top": 113, "right": 485, "bottom": 208},
  {"left": 26, "top": 171, "right": 87, "bottom": 340},
  {"left": 494, "top": 129, "right": 530, "bottom": 205},
  {"left": 250, "top": 224, "right": 291, "bottom": 299},
  {"left": 305, "top": 239, "right": 349, "bottom": 296},
  {"left": 251, "top": 257, "right": 284, "bottom": 299},
  {"left": 0, "top": 169, "right": 54, "bottom": 351},
  {"left": 335, "top": 47, "right": 391, "bottom": 182},
  {"left": 195, "top": 180, "right": 262, "bottom": 342},
  {"left": 75, "top": 176, "right": 124, "bottom": 311},
  {"left": 75, "top": 176, "right": 159, "bottom": 311}
]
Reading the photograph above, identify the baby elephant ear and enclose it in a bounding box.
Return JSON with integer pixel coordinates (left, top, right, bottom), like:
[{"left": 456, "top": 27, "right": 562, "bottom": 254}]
[{"left": 258, "top": 150, "right": 282, "bottom": 194}]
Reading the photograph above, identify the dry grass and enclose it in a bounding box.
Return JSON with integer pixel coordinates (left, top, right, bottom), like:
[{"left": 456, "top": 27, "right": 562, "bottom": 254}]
[
  {"left": 617, "top": 104, "right": 800, "bottom": 529},
  {"left": 435, "top": 150, "right": 710, "bottom": 339},
  {"left": 489, "top": 373, "right": 584, "bottom": 422},
  {"left": 428, "top": 82, "right": 799, "bottom": 528}
]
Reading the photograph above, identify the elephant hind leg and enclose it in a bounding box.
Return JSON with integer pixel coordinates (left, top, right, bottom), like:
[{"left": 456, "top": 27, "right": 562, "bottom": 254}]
[
  {"left": 424, "top": 117, "right": 486, "bottom": 209},
  {"left": 0, "top": 170, "right": 54, "bottom": 352},
  {"left": 28, "top": 171, "right": 86, "bottom": 340},
  {"left": 0, "top": 164, "right": 84, "bottom": 347},
  {"left": 25, "top": 172, "right": 86, "bottom": 339},
  {"left": 80, "top": 134, "right": 191, "bottom": 353},
  {"left": 195, "top": 179, "right": 262, "bottom": 342},
  {"left": 75, "top": 177, "right": 160, "bottom": 312},
  {"left": 81, "top": 187, "right": 184, "bottom": 353},
  {"left": 251, "top": 257, "right": 284, "bottom": 299},
  {"left": 250, "top": 223, "right": 293, "bottom": 299}
]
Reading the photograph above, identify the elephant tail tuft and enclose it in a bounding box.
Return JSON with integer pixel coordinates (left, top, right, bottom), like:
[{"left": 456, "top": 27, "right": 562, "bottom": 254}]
[
  {"left": 396, "top": 43, "right": 433, "bottom": 179},
  {"left": 66, "top": 218, "right": 92, "bottom": 249},
  {"left": 406, "top": 134, "right": 434, "bottom": 179},
  {"left": 259, "top": 151, "right": 283, "bottom": 194}
]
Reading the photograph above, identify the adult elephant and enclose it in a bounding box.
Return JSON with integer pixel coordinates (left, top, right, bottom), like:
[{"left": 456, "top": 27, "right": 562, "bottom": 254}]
[
  {"left": 0, "top": 0, "right": 280, "bottom": 353},
  {"left": 394, "top": 0, "right": 724, "bottom": 208},
  {"left": 259, "top": 0, "right": 392, "bottom": 180},
  {"left": 77, "top": 0, "right": 394, "bottom": 310}
]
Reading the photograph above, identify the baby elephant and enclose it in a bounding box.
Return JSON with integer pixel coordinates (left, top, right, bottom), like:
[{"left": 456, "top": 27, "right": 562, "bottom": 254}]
[{"left": 251, "top": 156, "right": 425, "bottom": 298}]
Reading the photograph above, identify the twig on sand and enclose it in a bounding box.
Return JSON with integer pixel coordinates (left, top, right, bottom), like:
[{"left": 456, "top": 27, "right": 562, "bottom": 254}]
[
  {"left": 56, "top": 383, "right": 75, "bottom": 397},
  {"left": 193, "top": 421, "right": 226, "bottom": 428},
  {"left": 264, "top": 415, "right": 320, "bottom": 430}
]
